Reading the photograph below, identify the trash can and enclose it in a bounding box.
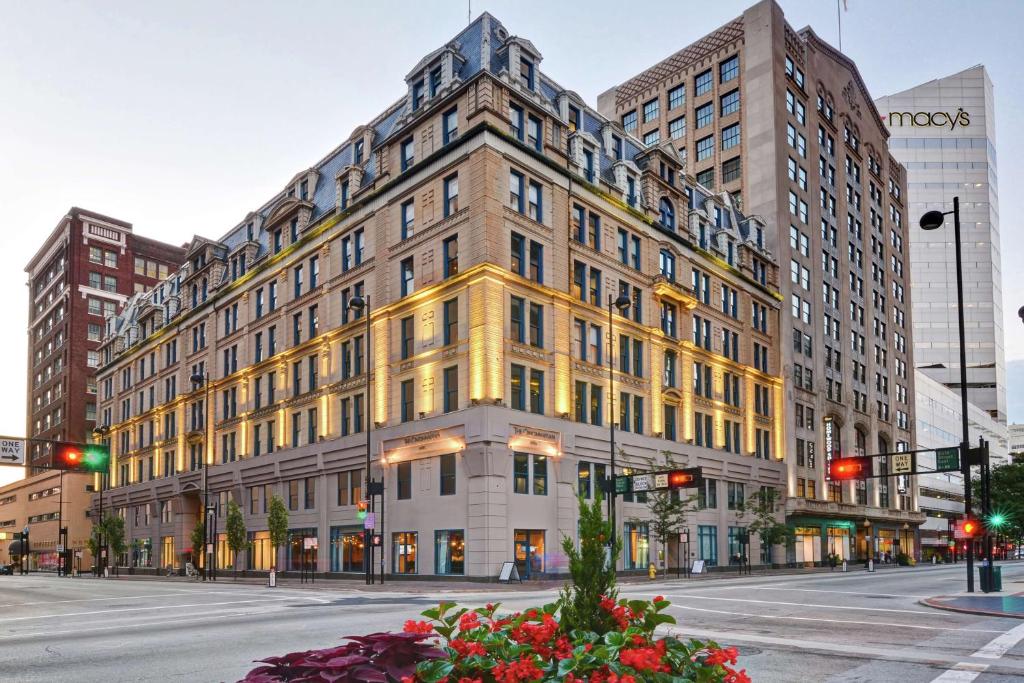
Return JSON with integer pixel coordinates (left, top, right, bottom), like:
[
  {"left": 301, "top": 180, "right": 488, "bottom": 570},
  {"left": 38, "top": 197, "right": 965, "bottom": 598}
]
[
  {"left": 979, "top": 565, "right": 1002, "bottom": 592},
  {"left": 992, "top": 565, "right": 1002, "bottom": 592}
]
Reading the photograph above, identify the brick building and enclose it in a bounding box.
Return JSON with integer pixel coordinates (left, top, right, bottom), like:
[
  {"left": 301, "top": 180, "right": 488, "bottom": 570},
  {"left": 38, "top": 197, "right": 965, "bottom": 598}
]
[
  {"left": 94, "top": 13, "right": 786, "bottom": 577},
  {"left": 598, "top": 0, "right": 924, "bottom": 561},
  {"left": 25, "top": 207, "right": 187, "bottom": 468}
]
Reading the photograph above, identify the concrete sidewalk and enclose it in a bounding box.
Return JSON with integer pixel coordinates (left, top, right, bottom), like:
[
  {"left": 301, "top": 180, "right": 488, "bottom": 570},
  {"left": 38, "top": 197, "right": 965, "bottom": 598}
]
[{"left": 922, "top": 593, "right": 1024, "bottom": 619}]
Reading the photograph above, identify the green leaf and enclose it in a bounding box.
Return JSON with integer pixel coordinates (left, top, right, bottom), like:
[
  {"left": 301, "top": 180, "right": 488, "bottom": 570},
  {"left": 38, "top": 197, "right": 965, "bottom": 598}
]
[
  {"left": 603, "top": 631, "right": 625, "bottom": 647},
  {"left": 416, "top": 660, "right": 455, "bottom": 683},
  {"left": 557, "top": 658, "right": 578, "bottom": 676}
]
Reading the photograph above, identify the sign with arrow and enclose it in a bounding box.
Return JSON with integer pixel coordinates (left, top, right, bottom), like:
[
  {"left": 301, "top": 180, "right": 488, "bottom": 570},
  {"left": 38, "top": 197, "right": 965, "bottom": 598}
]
[{"left": 0, "top": 439, "right": 25, "bottom": 466}]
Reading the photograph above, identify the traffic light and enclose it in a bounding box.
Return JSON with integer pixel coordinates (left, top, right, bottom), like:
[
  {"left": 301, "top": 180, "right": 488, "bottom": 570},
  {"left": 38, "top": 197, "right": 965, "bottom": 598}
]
[
  {"left": 372, "top": 534, "right": 382, "bottom": 547},
  {"left": 828, "top": 456, "right": 871, "bottom": 480},
  {"left": 956, "top": 518, "right": 980, "bottom": 539},
  {"left": 52, "top": 442, "right": 109, "bottom": 472},
  {"left": 987, "top": 512, "right": 1008, "bottom": 530},
  {"left": 667, "top": 468, "right": 701, "bottom": 489},
  {"left": 356, "top": 500, "right": 368, "bottom": 520}
]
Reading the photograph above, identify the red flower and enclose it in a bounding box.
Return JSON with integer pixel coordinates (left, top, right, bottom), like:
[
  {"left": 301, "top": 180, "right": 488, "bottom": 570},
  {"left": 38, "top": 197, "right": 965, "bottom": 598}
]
[
  {"left": 459, "top": 612, "right": 482, "bottom": 631},
  {"left": 402, "top": 620, "right": 434, "bottom": 635},
  {"left": 653, "top": 595, "right": 664, "bottom": 603},
  {"left": 705, "top": 646, "right": 740, "bottom": 666}
]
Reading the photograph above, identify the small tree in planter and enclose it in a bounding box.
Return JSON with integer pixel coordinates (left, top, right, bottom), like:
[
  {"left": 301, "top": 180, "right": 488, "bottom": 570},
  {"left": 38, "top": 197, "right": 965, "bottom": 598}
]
[
  {"left": 267, "top": 494, "right": 289, "bottom": 572},
  {"left": 558, "top": 491, "right": 622, "bottom": 635},
  {"left": 225, "top": 500, "right": 248, "bottom": 579}
]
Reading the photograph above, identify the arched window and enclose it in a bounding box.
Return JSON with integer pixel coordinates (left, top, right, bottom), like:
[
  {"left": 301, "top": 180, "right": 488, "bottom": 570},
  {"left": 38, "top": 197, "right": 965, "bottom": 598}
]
[{"left": 659, "top": 197, "right": 675, "bottom": 230}]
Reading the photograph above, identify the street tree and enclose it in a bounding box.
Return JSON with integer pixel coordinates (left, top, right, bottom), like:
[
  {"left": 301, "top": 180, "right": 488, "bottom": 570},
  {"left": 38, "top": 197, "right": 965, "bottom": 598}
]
[
  {"left": 225, "top": 500, "right": 248, "bottom": 579},
  {"left": 737, "top": 487, "right": 791, "bottom": 567},
  {"left": 104, "top": 513, "right": 127, "bottom": 576},
  {"left": 267, "top": 494, "right": 289, "bottom": 571},
  {"left": 190, "top": 515, "right": 205, "bottom": 574},
  {"left": 641, "top": 489, "right": 697, "bottom": 577},
  {"left": 971, "top": 460, "right": 1024, "bottom": 546}
]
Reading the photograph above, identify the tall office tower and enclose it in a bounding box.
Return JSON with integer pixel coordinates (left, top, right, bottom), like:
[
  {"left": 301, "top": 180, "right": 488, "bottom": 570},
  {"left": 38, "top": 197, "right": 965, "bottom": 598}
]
[
  {"left": 600, "top": 0, "right": 922, "bottom": 562},
  {"left": 875, "top": 66, "right": 1006, "bottom": 427},
  {"left": 25, "top": 208, "right": 187, "bottom": 468},
  {"left": 93, "top": 13, "right": 787, "bottom": 577}
]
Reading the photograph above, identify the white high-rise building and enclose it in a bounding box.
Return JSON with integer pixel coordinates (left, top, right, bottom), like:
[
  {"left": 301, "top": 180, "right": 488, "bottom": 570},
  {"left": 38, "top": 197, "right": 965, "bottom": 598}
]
[{"left": 875, "top": 66, "right": 1007, "bottom": 427}]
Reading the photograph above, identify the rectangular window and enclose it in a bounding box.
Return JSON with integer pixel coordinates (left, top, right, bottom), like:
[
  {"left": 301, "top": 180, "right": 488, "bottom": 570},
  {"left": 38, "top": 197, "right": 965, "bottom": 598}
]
[
  {"left": 722, "top": 123, "right": 740, "bottom": 150},
  {"left": 443, "top": 366, "right": 458, "bottom": 413},
  {"left": 668, "top": 84, "right": 685, "bottom": 109},
  {"left": 443, "top": 107, "right": 458, "bottom": 144},
  {"left": 720, "top": 55, "right": 739, "bottom": 82},
  {"left": 401, "top": 199, "right": 415, "bottom": 239},
  {"left": 695, "top": 69, "right": 712, "bottom": 96},
  {"left": 400, "top": 257, "right": 414, "bottom": 297},
  {"left": 509, "top": 170, "right": 524, "bottom": 213},
  {"left": 443, "top": 298, "right": 458, "bottom": 345},
  {"left": 622, "top": 110, "right": 637, "bottom": 133},
  {"left": 696, "top": 135, "right": 714, "bottom": 161},
  {"left": 696, "top": 102, "right": 713, "bottom": 128},
  {"left": 669, "top": 116, "right": 685, "bottom": 140},
  {"left": 527, "top": 180, "right": 542, "bottom": 222},
  {"left": 401, "top": 137, "right": 414, "bottom": 171},
  {"left": 642, "top": 97, "right": 659, "bottom": 123},
  {"left": 397, "top": 462, "right": 412, "bottom": 500},
  {"left": 720, "top": 89, "right": 739, "bottom": 116},
  {"left": 443, "top": 174, "right": 459, "bottom": 216},
  {"left": 443, "top": 235, "right": 459, "bottom": 278},
  {"left": 439, "top": 453, "right": 456, "bottom": 495},
  {"left": 400, "top": 380, "right": 414, "bottom": 422}
]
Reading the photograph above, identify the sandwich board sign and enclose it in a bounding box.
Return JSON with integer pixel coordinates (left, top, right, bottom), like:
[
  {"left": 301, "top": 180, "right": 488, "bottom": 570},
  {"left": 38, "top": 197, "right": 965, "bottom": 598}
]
[{"left": 498, "top": 561, "right": 522, "bottom": 583}]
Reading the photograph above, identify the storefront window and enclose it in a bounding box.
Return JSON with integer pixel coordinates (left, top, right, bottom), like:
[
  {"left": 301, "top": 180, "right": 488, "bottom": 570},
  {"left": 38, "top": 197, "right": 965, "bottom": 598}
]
[
  {"left": 514, "top": 529, "right": 545, "bottom": 578},
  {"left": 161, "top": 535, "right": 176, "bottom": 570},
  {"left": 330, "top": 527, "right": 364, "bottom": 572},
  {"left": 216, "top": 533, "right": 231, "bottom": 570},
  {"left": 793, "top": 526, "right": 822, "bottom": 564},
  {"left": 727, "top": 527, "right": 746, "bottom": 565},
  {"left": 827, "top": 526, "right": 851, "bottom": 561},
  {"left": 393, "top": 532, "right": 418, "bottom": 574},
  {"left": 435, "top": 529, "right": 464, "bottom": 575},
  {"left": 287, "top": 528, "right": 318, "bottom": 572},
  {"left": 133, "top": 538, "right": 153, "bottom": 568},
  {"left": 698, "top": 525, "right": 718, "bottom": 566},
  {"left": 248, "top": 531, "right": 273, "bottom": 570},
  {"left": 624, "top": 522, "right": 649, "bottom": 570}
]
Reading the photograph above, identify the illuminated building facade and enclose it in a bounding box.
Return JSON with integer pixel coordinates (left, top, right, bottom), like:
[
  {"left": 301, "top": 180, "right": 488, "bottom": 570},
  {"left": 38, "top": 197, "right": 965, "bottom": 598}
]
[
  {"left": 94, "top": 14, "right": 785, "bottom": 577},
  {"left": 599, "top": 0, "right": 923, "bottom": 562}
]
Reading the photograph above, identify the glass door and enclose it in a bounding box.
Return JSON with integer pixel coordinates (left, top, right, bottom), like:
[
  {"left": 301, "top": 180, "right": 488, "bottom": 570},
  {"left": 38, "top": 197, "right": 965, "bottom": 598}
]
[{"left": 514, "top": 529, "right": 545, "bottom": 578}]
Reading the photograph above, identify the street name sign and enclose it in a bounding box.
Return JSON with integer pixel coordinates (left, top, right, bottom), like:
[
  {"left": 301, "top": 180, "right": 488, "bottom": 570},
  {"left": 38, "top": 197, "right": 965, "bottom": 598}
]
[
  {"left": 935, "top": 447, "right": 960, "bottom": 473},
  {"left": 0, "top": 439, "right": 25, "bottom": 466}
]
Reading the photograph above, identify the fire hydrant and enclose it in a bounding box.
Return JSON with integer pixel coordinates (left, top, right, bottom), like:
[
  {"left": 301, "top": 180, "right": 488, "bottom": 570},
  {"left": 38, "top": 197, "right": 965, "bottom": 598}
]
[{"left": 648, "top": 563, "right": 657, "bottom": 580}]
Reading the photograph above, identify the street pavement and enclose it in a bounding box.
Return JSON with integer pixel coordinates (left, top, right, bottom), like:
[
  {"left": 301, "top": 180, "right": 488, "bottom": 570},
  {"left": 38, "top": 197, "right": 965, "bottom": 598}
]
[{"left": 1, "top": 563, "right": 1024, "bottom": 681}]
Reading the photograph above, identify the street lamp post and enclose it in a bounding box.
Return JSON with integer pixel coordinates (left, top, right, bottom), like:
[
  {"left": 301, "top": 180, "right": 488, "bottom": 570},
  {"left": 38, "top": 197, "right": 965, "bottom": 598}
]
[
  {"left": 91, "top": 425, "right": 111, "bottom": 576},
  {"left": 347, "top": 294, "right": 373, "bottom": 586},
  {"left": 606, "top": 293, "right": 632, "bottom": 551},
  {"left": 920, "top": 197, "right": 979, "bottom": 592},
  {"left": 190, "top": 372, "right": 214, "bottom": 582}
]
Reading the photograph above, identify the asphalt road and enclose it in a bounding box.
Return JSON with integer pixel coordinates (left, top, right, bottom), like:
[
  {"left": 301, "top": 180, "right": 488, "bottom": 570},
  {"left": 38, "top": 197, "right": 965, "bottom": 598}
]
[{"left": 1, "top": 563, "right": 1023, "bottom": 682}]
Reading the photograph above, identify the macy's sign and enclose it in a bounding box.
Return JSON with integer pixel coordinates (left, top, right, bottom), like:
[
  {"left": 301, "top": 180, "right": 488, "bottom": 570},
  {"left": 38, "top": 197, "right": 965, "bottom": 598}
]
[{"left": 882, "top": 108, "right": 970, "bottom": 130}]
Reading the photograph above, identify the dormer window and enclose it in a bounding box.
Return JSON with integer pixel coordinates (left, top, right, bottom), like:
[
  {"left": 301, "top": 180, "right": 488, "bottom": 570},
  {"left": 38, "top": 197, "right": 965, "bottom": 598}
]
[
  {"left": 429, "top": 66, "right": 442, "bottom": 97},
  {"left": 583, "top": 149, "right": 595, "bottom": 183},
  {"left": 626, "top": 176, "right": 637, "bottom": 207},
  {"left": 714, "top": 206, "right": 722, "bottom": 227},
  {"left": 612, "top": 135, "right": 622, "bottom": 160},
  {"left": 568, "top": 105, "right": 581, "bottom": 132},
  {"left": 726, "top": 240, "right": 735, "bottom": 266},
  {"left": 246, "top": 222, "right": 254, "bottom": 241},
  {"left": 299, "top": 179, "right": 309, "bottom": 201},
  {"left": 354, "top": 140, "right": 364, "bottom": 164},
  {"left": 755, "top": 226, "right": 764, "bottom": 249},
  {"left": 659, "top": 198, "right": 675, "bottom": 230},
  {"left": 340, "top": 179, "right": 350, "bottom": 210},
  {"left": 520, "top": 58, "right": 535, "bottom": 90},
  {"left": 412, "top": 80, "right": 425, "bottom": 111}
]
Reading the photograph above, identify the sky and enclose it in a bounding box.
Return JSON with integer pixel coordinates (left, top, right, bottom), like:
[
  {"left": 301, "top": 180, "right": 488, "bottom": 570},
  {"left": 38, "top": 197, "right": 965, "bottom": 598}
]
[{"left": 1, "top": 0, "right": 1022, "bottom": 487}]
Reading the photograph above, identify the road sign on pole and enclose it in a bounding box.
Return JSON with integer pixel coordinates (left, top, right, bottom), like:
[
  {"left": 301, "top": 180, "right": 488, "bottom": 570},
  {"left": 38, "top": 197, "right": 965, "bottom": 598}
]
[
  {"left": 892, "top": 452, "right": 914, "bottom": 475},
  {"left": 0, "top": 439, "right": 25, "bottom": 466},
  {"left": 936, "top": 447, "right": 960, "bottom": 472}
]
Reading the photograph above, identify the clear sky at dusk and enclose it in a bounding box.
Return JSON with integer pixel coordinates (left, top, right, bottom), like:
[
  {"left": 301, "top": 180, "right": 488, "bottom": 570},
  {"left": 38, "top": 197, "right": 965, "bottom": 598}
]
[{"left": 1, "top": 0, "right": 1021, "bottom": 487}]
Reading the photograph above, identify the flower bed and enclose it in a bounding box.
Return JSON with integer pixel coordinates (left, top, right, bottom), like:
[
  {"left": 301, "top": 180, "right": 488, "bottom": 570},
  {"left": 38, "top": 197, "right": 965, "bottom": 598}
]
[{"left": 240, "top": 596, "right": 748, "bottom": 682}]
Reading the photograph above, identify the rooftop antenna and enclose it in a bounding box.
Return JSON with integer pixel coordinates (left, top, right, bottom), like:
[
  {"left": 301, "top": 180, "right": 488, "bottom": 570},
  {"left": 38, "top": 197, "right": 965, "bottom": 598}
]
[
  {"left": 837, "top": 0, "right": 847, "bottom": 52},
  {"left": 468, "top": 0, "right": 471, "bottom": 25}
]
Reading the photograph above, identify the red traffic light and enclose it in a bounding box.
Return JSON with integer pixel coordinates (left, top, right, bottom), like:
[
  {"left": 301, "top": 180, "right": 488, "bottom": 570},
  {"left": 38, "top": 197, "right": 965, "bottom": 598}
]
[
  {"left": 356, "top": 500, "right": 368, "bottom": 520},
  {"left": 829, "top": 456, "right": 871, "bottom": 480},
  {"left": 955, "top": 518, "right": 980, "bottom": 539},
  {"left": 53, "top": 442, "right": 84, "bottom": 470},
  {"left": 668, "top": 469, "right": 697, "bottom": 488}
]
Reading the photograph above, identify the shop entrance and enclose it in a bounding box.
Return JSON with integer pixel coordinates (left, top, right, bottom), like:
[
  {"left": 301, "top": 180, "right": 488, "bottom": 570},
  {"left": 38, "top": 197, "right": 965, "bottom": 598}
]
[{"left": 514, "top": 529, "right": 545, "bottom": 578}]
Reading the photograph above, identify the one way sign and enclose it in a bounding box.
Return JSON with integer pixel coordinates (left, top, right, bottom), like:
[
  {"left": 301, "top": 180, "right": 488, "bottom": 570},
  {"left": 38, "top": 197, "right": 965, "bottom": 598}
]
[{"left": 0, "top": 439, "right": 25, "bottom": 466}]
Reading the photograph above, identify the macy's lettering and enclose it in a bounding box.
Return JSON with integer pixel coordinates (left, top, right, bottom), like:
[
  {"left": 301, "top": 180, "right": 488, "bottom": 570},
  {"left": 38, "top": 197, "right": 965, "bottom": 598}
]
[{"left": 884, "top": 108, "right": 970, "bottom": 130}]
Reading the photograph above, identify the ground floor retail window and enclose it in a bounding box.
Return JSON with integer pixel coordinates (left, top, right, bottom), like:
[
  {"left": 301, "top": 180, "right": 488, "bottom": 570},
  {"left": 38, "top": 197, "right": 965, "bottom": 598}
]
[
  {"left": 435, "top": 529, "right": 464, "bottom": 575},
  {"left": 216, "top": 533, "right": 231, "bottom": 570},
  {"left": 876, "top": 529, "right": 897, "bottom": 561},
  {"left": 827, "top": 526, "right": 851, "bottom": 561},
  {"left": 132, "top": 538, "right": 153, "bottom": 568},
  {"left": 161, "top": 535, "right": 176, "bottom": 569},
  {"left": 623, "top": 522, "right": 649, "bottom": 570},
  {"left": 794, "top": 527, "right": 822, "bottom": 564},
  {"left": 393, "top": 532, "right": 418, "bottom": 574},
  {"left": 514, "top": 529, "right": 545, "bottom": 578},
  {"left": 698, "top": 525, "right": 718, "bottom": 566},
  {"left": 248, "top": 531, "right": 273, "bottom": 570},
  {"left": 330, "top": 527, "right": 364, "bottom": 572},
  {"left": 287, "top": 528, "right": 318, "bottom": 571},
  {"left": 727, "top": 526, "right": 746, "bottom": 565}
]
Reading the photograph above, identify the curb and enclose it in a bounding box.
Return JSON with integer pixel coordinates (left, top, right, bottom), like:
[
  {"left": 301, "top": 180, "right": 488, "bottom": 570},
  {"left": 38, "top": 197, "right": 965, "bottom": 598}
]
[{"left": 920, "top": 596, "right": 1024, "bottom": 619}]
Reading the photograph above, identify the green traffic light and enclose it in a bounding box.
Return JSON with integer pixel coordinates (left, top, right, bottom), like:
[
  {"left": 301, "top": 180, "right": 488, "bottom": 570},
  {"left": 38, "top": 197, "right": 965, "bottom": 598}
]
[
  {"left": 988, "top": 512, "right": 1008, "bottom": 529},
  {"left": 81, "top": 444, "right": 110, "bottom": 473}
]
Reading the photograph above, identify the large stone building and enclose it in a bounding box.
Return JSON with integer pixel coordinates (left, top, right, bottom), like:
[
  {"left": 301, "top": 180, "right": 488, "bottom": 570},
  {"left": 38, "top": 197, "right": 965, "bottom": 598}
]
[
  {"left": 875, "top": 66, "right": 1006, "bottom": 428},
  {"left": 25, "top": 207, "right": 187, "bottom": 468},
  {"left": 914, "top": 373, "right": 1007, "bottom": 561},
  {"left": 93, "top": 13, "right": 786, "bottom": 578},
  {"left": 0, "top": 469, "right": 96, "bottom": 571},
  {"left": 599, "top": 0, "right": 923, "bottom": 562}
]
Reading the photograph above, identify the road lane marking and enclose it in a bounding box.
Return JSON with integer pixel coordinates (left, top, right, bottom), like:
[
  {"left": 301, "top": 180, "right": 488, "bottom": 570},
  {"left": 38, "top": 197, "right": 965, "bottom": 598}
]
[
  {"left": 716, "top": 586, "right": 931, "bottom": 599},
  {"left": 929, "top": 615, "right": 1024, "bottom": 681},
  {"left": 663, "top": 593, "right": 936, "bottom": 615},
  {"left": 0, "top": 611, "right": 253, "bottom": 640},
  {"left": 0, "top": 596, "right": 304, "bottom": 623},
  {"left": 668, "top": 604, "right": 1005, "bottom": 633},
  {"left": 971, "top": 621, "right": 1024, "bottom": 659},
  {"left": 0, "top": 592, "right": 208, "bottom": 609}
]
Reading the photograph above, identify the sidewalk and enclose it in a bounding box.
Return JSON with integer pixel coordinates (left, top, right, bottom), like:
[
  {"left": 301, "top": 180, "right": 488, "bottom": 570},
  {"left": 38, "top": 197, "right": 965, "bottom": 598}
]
[{"left": 922, "top": 593, "right": 1024, "bottom": 619}]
